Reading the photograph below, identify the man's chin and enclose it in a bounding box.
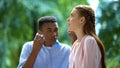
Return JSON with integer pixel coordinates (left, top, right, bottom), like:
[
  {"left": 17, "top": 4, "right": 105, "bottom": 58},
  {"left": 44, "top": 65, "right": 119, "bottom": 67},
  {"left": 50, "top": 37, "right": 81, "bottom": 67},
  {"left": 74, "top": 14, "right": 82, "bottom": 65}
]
[
  {"left": 47, "top": 38, "right": 56, "bottom": 42},
  {"left": 49, "top": 40, "right": 56, "bottom": 46},
  {"left": 44, "top": 40, "right": 56, "bottom": 46},
  {"left": 51, "top": 39, "right": 56, "bottom": 43}
]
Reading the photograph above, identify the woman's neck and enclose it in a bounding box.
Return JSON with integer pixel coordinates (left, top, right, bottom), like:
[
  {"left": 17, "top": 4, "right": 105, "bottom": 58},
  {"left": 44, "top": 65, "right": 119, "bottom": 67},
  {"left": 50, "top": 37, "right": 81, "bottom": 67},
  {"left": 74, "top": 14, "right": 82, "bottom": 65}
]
[{"left": 75, "top": 29, "right": 86, "bottom": 42}]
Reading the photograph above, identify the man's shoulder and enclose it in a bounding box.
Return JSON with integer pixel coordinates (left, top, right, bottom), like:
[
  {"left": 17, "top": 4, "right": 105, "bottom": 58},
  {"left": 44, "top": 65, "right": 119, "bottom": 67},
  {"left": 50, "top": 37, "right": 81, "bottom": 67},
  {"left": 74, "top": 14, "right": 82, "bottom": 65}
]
[
  {"left": 59, "top": 43, "right": 71, "bottom": 50},
  {"left": 58, "top": 43, "right": 71, "bottom": 55},
  {"left": 22, "top": 41, "right": 33, "bottom": 48}
]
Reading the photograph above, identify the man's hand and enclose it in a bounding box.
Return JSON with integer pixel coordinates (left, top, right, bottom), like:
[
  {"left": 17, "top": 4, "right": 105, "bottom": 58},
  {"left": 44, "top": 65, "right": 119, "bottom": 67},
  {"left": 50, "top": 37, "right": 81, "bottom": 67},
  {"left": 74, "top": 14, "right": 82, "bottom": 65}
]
[
  {"left": 22, "top": 33, "right": 44, "bottom": 68},
  {"left": 33, "top": 33, "right": 44, "bottom": 52}
]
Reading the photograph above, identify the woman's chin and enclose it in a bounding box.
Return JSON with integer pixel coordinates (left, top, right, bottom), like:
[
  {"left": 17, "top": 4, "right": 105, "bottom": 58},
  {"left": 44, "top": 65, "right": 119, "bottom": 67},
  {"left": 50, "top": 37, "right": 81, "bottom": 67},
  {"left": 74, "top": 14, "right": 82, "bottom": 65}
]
[
  {"left": 68, "top": 30, "right": 74, "bottom": 33},
  {"left": 68, "top": 28, "right": 73, "bottom": 32}
]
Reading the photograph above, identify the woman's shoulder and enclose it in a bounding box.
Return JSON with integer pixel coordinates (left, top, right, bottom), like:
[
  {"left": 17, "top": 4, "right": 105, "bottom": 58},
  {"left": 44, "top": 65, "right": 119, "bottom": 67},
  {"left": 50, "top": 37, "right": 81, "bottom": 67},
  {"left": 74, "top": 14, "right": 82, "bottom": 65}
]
[
  {"left": 85, "top": 35, "right": 95, "bottom": 41},
  {"left": 84, "top": 35, "right": 97, "bottom": 45}
]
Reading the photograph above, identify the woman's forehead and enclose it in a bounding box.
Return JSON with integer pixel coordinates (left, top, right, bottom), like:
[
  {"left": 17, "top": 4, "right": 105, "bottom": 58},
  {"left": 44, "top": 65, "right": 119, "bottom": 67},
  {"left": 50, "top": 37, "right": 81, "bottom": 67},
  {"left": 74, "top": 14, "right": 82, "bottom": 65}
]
[{"left": 71, "top": 8, "right": 81, "bottom": 16}]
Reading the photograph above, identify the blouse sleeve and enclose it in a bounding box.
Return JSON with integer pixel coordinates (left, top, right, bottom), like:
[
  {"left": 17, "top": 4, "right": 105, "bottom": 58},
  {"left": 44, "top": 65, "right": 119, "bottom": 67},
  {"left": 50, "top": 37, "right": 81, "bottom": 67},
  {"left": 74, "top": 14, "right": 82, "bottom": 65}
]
[{"left": 82, "top": 37, "right": 101, "bottom": 68}]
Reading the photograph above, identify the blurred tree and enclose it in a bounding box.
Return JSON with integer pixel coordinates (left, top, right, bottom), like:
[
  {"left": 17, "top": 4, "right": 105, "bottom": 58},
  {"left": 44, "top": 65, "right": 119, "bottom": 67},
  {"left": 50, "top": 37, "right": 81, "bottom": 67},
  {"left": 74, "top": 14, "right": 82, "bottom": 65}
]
[
  {"left": 98, "top": 0, "right": 120, "bottom": 67},
  {"left": 0, "top": 0, "right": 33, "bottom": 68}
]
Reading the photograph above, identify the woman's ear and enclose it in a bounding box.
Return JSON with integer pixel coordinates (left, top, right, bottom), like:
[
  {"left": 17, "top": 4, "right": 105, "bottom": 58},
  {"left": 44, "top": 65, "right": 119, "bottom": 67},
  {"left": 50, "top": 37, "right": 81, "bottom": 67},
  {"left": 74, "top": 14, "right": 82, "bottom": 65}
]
[{"left": 80, "top": 16, "right": 85, "bottom": 23}]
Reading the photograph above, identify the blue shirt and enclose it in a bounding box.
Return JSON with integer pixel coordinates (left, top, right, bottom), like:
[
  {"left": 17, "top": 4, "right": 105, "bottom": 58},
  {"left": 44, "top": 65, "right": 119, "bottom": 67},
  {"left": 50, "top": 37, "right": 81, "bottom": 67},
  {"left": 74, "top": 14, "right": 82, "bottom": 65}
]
[{"left": 17, "top": 40, "right": 71, "bottom": 68}]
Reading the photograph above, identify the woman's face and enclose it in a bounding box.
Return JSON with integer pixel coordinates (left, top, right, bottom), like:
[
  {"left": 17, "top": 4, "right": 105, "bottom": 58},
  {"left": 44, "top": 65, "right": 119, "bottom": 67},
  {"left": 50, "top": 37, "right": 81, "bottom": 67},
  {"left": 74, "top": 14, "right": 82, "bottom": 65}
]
[{"left": 67, "top": 8, "right": 82, "bottom": 32}]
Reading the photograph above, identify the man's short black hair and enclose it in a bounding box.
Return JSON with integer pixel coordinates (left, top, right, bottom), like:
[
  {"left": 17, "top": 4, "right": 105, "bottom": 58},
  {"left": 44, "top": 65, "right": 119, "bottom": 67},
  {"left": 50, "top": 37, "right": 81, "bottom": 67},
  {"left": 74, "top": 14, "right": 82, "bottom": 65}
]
[{"left": 37, "top": 16, "right": 57, "bottom": 30}]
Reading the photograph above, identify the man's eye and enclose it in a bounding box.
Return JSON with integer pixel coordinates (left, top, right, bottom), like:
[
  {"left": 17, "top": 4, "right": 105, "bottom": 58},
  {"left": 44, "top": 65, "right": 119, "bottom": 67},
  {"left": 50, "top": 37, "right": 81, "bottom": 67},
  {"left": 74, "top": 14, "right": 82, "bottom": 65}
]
[{"left": 55, "top": 29, "right": 58, "bottom": 32}]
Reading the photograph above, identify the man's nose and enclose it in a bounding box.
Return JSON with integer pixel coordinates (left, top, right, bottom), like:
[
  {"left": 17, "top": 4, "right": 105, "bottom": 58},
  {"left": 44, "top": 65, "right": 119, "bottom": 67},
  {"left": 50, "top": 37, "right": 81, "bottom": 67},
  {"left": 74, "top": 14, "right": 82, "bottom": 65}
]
[{"left": 53, "top": 32, "right": 57, "bottom": 36}]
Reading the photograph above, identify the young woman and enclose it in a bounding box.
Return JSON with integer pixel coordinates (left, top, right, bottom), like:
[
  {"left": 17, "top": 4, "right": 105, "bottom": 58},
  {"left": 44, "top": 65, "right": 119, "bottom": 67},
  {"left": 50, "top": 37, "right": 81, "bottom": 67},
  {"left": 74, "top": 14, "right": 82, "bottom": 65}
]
[{"left": 67, "top": 5, "right": 106, "bottom": 68}]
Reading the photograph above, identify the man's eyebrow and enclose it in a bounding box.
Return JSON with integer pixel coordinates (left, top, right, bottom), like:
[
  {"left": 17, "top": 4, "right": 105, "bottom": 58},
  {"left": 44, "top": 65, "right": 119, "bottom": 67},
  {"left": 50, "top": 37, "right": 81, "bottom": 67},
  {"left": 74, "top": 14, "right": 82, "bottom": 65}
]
[{"left": 47, "top": 28, "right": 51, "bottom": 30}]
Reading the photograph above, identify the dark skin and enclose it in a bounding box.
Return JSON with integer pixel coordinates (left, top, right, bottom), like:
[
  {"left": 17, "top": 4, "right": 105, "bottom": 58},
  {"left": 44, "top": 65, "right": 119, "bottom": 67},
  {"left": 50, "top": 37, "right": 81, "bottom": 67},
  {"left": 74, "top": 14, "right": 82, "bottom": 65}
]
[
  {"left": 22, "top": 22, "right": 76, "bottom": 68},
  {"left": 22, "top": 22, "right": 58, "bottom": 68}
]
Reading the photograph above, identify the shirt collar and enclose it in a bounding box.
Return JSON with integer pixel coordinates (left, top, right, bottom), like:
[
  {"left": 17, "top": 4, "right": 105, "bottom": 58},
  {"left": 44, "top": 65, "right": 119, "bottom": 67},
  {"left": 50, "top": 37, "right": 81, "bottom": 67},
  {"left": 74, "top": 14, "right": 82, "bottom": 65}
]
[{"left": 43, "top": 40, "right": 61, "bottom": 49}]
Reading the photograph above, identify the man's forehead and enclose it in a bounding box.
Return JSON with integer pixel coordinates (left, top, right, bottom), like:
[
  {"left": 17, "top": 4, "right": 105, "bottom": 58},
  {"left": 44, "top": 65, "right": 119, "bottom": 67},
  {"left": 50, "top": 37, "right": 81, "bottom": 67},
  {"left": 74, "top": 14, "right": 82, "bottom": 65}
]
[
  {"left": 42, "top": 23, "right": 58, "bottom": 29},
  {"left": 43, "top": 22, "right": 58, "bottom": 25}
]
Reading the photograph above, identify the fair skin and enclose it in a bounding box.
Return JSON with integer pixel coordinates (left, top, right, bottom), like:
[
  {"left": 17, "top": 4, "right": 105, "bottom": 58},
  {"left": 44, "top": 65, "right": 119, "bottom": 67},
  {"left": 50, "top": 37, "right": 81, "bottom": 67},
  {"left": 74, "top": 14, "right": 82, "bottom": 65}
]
[
  {"left": 67, "top": 8, "right": 86, "bottom": 42},
  {"left": 23, "top": 22, "right": 58, "bottom": 68},
  {"left": 68, "top": 31, "right": 77, "bottom": 44}
]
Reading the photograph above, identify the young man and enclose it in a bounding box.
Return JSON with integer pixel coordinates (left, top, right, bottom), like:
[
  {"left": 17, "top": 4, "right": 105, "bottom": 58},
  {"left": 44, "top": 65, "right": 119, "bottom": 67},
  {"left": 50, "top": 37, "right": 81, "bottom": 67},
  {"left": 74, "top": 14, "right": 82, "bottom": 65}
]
[{"left": 17, "top": 16, "right": 71, "bottom": 68}]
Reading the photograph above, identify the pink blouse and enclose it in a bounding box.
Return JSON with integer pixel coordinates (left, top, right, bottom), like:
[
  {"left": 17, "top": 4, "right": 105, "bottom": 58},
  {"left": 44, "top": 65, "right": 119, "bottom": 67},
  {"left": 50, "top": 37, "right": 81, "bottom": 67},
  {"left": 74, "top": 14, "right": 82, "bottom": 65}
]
[{"left": 69, "top": 35, "right": 102, "bottom": 68}]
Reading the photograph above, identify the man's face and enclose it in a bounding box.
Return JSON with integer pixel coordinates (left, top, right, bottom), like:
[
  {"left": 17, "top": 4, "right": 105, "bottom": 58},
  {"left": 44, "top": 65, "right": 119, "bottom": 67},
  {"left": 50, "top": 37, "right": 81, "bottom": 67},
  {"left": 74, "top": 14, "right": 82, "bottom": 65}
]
[{"left": 39, "top": 22, "right": 58, "bottom": 46}]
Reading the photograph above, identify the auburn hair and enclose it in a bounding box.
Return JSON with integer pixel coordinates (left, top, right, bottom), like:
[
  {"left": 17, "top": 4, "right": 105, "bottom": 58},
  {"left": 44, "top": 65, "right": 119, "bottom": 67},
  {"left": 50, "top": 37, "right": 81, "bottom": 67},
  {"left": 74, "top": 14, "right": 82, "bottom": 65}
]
[{"left": 75, "top": 5, "right": 106, "bottom": 68}]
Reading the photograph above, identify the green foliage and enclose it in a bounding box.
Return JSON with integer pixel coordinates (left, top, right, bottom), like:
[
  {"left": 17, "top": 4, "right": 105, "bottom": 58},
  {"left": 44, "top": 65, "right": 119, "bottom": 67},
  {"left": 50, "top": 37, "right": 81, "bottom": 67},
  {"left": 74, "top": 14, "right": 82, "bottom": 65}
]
[
  {"left": 98, "top": 0, "right": 120, "bottom": 58},
  {"left": 107, "top": 57, "right": 120, "bottom": 68},
  {"left": 0, "top": 0, "right": 33, "bottom": 68},
  {"left": 98, "top": 0, "right": 120, "bottom": 67}
]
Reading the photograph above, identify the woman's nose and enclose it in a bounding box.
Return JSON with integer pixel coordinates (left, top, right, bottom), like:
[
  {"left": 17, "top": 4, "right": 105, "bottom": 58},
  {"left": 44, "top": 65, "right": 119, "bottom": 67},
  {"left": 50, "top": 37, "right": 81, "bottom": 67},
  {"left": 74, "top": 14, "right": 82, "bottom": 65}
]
[{"left": 67, "top": 17, "right": 70, "bottom": 22}]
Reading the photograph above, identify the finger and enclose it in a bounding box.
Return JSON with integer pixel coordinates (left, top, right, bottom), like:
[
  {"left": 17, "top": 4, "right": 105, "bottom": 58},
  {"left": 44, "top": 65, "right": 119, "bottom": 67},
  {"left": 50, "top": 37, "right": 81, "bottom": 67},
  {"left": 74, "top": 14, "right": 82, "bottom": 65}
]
[
  {"left": 36, "top": 34, "right": 44, "bottom": 41},
  {"left": 38, "top": 34, "right": 44, "bottom": 38},
  {"left": 34, "top": 33, "right": 40, "bottom": 40}
]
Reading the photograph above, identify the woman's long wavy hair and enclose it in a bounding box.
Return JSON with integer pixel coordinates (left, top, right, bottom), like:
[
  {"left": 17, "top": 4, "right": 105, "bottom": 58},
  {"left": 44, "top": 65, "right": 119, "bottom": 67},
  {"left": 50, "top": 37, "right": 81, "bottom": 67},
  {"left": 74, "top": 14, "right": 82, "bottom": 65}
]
[{"left": 75, "top": 5, "right": 106, "bottom": 68}]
